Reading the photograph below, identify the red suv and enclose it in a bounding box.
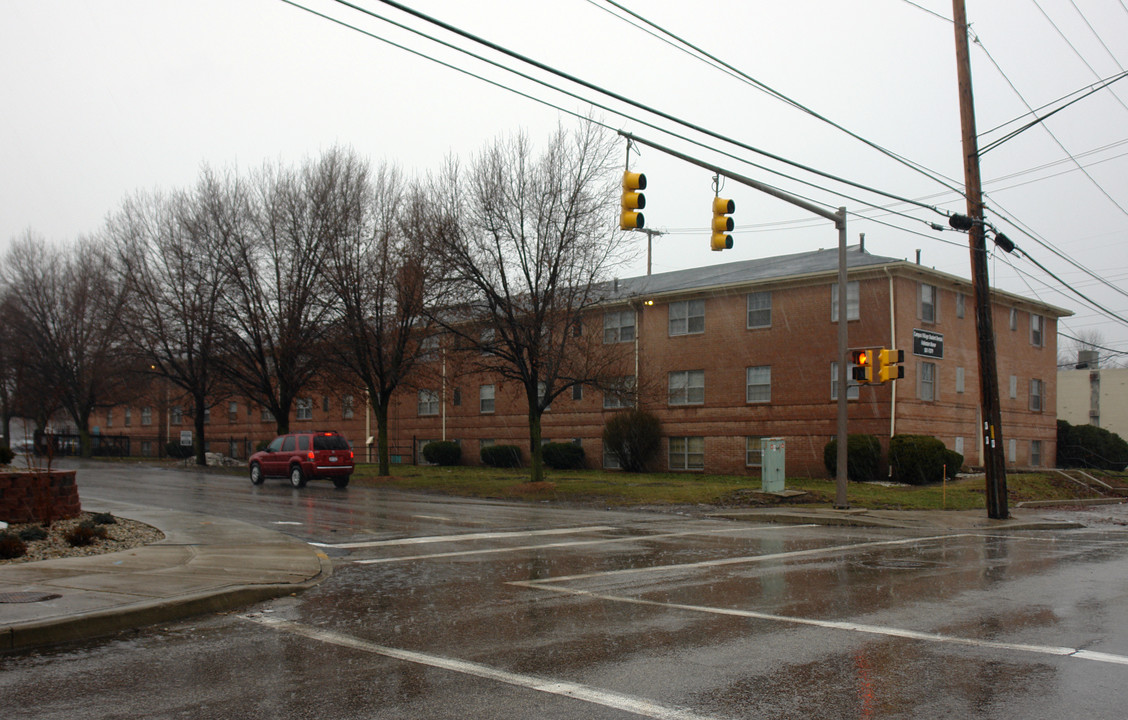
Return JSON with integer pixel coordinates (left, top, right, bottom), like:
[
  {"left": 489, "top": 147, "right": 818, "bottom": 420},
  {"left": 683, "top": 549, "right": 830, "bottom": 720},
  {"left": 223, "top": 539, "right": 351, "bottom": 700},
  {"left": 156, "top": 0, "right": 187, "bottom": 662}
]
[{"left": 249, "top": 431, "right": 355, "bottom": 488}]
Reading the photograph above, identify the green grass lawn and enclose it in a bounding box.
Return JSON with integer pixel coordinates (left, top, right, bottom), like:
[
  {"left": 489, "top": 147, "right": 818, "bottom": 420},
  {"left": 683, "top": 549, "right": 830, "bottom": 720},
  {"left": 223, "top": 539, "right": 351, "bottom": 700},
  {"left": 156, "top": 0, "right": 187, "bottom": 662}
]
[{"left": 351, "top": 463, "right": 1125, "bottom": 511}]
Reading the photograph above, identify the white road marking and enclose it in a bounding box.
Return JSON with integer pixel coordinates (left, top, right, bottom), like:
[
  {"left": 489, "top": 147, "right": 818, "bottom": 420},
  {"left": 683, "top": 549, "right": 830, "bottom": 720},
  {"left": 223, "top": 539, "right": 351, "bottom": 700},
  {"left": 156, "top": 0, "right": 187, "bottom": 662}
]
[
  {"left": 522, "top": 534, "right": 957, "bottom": 584},
  {"left": 272, "top": 521, "right": 303, "bottom": 526},
  {"left": 508, "top": 582, "right": 1128, "bottom": 666},
  {"left": 351, "top": 526, "right": 810, "bottom": 564},
  {"left": 411, "top": 514, "right": 452, "bottom": 521},
  {"left": 242, "top": 614, "right": 724, "bottom": 720},
  {"left": 311, "top": 525, "right": 616, "bottom": 549}
]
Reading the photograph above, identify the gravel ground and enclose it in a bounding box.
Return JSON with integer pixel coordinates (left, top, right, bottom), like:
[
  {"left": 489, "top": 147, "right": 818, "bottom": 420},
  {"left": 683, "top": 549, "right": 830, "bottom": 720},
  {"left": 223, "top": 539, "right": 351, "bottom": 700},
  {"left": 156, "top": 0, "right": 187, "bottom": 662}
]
[{"left": 0, "top": 513, "right": 165, "bottom": 565}]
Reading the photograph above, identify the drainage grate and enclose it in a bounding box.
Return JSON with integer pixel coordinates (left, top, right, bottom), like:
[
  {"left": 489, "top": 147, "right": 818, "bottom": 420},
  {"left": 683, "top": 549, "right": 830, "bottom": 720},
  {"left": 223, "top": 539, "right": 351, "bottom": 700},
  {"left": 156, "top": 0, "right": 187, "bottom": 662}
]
[{"left": 0, "top": 592, "right": 62, "bottom": 603}]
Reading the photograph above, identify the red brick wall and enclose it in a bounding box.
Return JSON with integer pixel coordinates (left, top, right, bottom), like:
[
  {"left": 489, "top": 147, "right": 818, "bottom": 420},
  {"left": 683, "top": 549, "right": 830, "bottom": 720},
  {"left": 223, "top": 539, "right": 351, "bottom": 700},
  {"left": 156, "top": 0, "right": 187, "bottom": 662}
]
[{"left": 0, "top": 470, "right": 82, "bottom": 524}]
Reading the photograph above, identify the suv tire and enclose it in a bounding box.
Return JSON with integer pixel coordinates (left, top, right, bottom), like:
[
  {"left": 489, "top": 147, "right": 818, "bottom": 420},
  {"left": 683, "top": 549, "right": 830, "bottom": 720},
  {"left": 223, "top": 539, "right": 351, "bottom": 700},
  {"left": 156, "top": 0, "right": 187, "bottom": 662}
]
[
  {"left": 289, "top": 464, "right": 308, "bottom": 489},
  {"left": 250, "top": 462, "right": 265, "bottom": 485},
  {"left": 333, "top": 475, "right": 350, "bottom": 489}
]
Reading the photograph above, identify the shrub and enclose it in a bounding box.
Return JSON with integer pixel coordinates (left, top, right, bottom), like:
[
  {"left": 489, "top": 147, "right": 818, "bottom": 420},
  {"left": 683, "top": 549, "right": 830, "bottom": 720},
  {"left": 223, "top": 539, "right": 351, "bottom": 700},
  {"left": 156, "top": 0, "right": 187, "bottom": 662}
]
[
  {"left": 422, "top": 440, "right": 462, "bottom": 466},
  {"left": 1058, "top": 420, "right": 1128, "bottom": 470},
  {"left": 889, "top": 434, "right": 952, "bottom": 485},
  {"left": 481, "top": 444, "right": 522, "bottom": 468},
  {"left": 0, "top": 444, "right": 13, "bottom": 465},
  {"left": 943, "top": 449, "right": 964, "bottom": 479},
  {"left": 165, "top": 441, "right": 193, "bottom": 459},
  {"left": 542, "top": 442, "right": 585, "bottom": 470},
  {"left": 602, "top": 409, "right": 661, "bottom": 473},
  {"left": 823, "top": 434, "right": 883, "bottom": 482},
  {"left": 65, "top": 522, "right": 109, "bottom": 547},
  {"left": 18, "top": 525, "right": 49, "bottom": 542},
  {"left": 0, "top": 532, "right": 27, "bottom": 559},
  {"left": 91, "top": 512, "right": 117, "bottom": 525}
]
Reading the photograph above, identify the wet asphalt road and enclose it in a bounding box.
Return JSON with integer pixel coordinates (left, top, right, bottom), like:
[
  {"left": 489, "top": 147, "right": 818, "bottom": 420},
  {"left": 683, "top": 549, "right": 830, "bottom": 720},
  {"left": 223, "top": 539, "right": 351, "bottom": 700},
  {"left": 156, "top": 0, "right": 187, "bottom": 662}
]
[{"left": 3, "top": 462, "right": 1128, "bottom": 719}]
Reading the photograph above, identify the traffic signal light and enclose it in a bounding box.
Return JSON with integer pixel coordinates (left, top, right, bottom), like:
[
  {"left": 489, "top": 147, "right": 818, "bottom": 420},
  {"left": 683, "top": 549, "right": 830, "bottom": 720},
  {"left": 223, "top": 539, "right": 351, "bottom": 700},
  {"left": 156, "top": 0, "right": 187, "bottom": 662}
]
[
  {"left": 850, "top": 349, "right": 873, "bottom": 384},
  {"left": 877, "top": 348, "right": 905, "bottom": 383},
  {"left": 620, "top": 171, "right": 646, "bottom": 230},
  {"left": 711, "top": 196, "right": 734, "bottom": 251}
]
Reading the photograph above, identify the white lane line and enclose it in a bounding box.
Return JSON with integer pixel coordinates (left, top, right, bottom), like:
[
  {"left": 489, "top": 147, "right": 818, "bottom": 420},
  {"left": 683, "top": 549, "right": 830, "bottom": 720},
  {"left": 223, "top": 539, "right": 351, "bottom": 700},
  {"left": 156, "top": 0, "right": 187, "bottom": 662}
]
[
  {"left": 311, "top": 525, "right": 616, "bottom": 549},
  {"left": 511, "top": 583, "right": 1128, "bottom": 666},
  {"left": 412, "top": 515, "right": 453, "bottom": 521},
  {"left": 242, "top": 614, "right": 724, "bottom": 720},
  {"left": 520, "top": 534, "right": 958, "bottom": 584},
  {"left": 352, "top": 526, "right": 811, "bottom": 564}
]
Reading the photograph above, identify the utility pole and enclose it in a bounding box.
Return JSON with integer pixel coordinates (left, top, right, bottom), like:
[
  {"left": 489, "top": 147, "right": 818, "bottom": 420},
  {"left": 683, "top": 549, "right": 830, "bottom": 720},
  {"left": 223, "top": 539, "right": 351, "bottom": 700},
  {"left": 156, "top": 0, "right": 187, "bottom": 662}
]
[
  {"left": 643, "top": 228, "right": 664, "bottom": 276},
  {"left": 952, "top": 0, "right": 1009, "bottom": 519}
]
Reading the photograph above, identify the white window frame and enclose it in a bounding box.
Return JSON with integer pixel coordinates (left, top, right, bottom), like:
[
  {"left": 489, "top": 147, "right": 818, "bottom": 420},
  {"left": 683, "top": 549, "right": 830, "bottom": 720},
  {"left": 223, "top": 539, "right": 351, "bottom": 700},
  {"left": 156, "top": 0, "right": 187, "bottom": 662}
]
[
  {"left": 1030, "top": 439, "right": 1042, "bottom": 467},
  {"left": 746, "top": 366, "right": 772, "bottom": 403},
  {"left": 746, "top": 436, "right": 764, "bottom": 468},
  {"left": 602, "top": 310, "right": 636, "bottom": 344},
  {"left": 830, "top": 362, "right": 860, "bottom": 400},
  {"left": 418, "top": 389, "right": 439, "bottom": 416},
  {"left": 603, "top": 377, "right": 635, "bottom": 410},
  {"left": 479, "top": 384, "right": 495, "bottom": 414},
  {"left": 746, "top": 291, "right": 771, "bottom": 329},
  {"left": 296, "top": 397, "right": 313, "bottom": 421},
  {"left": 669, "top": 299, "right": 705, "bottom": 336},
  {"left": 669, "top": 436, "right": 705, "bottom": 471},
  {"left": 920, "top": 283, "right": 937, "bottom": 324},
  {"left": 1029, "top": 378, "right": 1043, "bottom": 412},
  {"left": 124, "top": 407, "right": 132, "bottom": 427},
  {"left": 831, "top": 281, "right": 860, "bottom": 322},
  {"left": 142, "top": 406, "right": 153, "bottom": 426},
  {"left": 668, "top": 370, "right": 705, "bottom": 406},
  {"left": 342, "top": 395, "right": 355, "bottom": 419},
  {"left": 919, "top": 362, "right": 936, "bottom": 402},
  {"left": 1030, "top": 314, "right": 1044, "bottom": 347}
]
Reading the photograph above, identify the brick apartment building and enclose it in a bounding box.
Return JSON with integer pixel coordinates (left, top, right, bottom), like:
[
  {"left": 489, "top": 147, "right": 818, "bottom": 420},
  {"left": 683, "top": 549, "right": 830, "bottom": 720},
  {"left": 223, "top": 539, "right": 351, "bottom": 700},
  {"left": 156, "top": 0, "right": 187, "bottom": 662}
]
[{"left": 91, "top": 245, "right": 1068, "bottom": 477}]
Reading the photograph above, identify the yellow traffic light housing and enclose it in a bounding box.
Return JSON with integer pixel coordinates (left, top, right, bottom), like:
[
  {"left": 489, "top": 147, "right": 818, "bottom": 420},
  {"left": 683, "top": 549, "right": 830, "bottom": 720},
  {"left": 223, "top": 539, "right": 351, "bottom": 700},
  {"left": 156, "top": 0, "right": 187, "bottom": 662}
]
[
  {"left": 620, "top": 171, "right": 646, "bottom": 230},
  {"left": 877, "top": 348, "right": 905, "bottom": 383},
  {"left": 850, "top": 349, "right": 873, "bottom": 384},
  {"left": 711, "top": 196, "right": 734, "bottom": 251}
]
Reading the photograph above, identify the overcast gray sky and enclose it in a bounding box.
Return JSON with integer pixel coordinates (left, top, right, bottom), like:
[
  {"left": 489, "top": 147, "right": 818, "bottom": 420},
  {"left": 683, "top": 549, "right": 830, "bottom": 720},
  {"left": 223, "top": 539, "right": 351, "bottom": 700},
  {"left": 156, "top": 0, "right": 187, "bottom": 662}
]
[{"left": 3, "top": 0, "right": 1127, "bottom": 360}]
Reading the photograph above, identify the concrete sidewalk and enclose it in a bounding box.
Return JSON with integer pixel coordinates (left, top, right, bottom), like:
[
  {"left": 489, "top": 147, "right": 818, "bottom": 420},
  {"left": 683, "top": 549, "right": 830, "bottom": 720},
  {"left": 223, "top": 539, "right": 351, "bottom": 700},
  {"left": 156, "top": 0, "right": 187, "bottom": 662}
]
[
  {"left": 0, "top": 500, "right": 331, "bottom": 652},
  {"left": 709, "top": 506, "right": 1087, "bottom": 530}
]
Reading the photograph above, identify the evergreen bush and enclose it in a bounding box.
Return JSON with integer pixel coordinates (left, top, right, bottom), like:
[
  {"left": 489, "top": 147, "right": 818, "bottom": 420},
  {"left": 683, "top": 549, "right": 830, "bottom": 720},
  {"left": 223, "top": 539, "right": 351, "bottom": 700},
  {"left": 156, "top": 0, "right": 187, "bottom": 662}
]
[
  {"left": 0, "top": 445, "right": 13, "bottom": 465},
  {"left": 0, "top": 532, "right": 27, "bottom": 559},
  {"left": 823, "top": 434, "right": 883, "bottom": 482},
  {"left": 542, "top": 442, "right": 585, "bottom": 470},
  {"left": 889, "top": 434, "right": 952, "bottom": 485},
  {"left": 422, "top": 440, "right": 462, "bottom": 466},
  {"left": 1057, "top": 420, "right": 1128, "bottom": 470},
  {"left": 165, "top": 441, "right": 193, "bottom": 459},
  {"left": 481, "top": 444, "right": 522, "bottom": 468}
]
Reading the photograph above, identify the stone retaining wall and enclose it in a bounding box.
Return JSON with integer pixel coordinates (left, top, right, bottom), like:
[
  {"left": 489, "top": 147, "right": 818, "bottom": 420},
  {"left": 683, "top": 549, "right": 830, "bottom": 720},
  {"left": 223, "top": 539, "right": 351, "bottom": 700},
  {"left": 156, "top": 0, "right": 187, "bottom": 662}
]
[{"left": 0, "top": 470, "right": 82, "bottom": 524}]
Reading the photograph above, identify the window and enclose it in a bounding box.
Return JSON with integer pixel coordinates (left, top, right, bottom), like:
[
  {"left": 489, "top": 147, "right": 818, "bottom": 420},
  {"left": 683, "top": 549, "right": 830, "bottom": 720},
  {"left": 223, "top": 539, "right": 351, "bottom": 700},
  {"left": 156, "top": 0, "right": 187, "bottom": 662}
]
[
  {"left": 603, "top": 310, "right": 635, "bottom": 344},
  {"left": 746, "top": 366, "right": 771, "bottom": 403},
  {"left": 830, "top": 362, "right": 860, "bottom": 400},
  {"left": 419, "top": 334, "right": 440, "bottom": 361},
  {"left": 572, "top": 384, "right": 583, "bottom": 401},
  {"left": 322, "top": 396, "right": 330, "bottom": 412},
  {"left": 919, "top": 362, "right": 936, "bottom": 402},
  {"left": 1009, "top": 308, "right": 1017, "bottom": 331},
  {"left": 480, "top": 327, "right": 496, "bottom": 354},
  {"left": 603, "top": 444, "right": 621, "bottom": 469},
  {"left": 1030, "top": 440, "right": 1042, "bottom": 467},
  {"left": 106, "top": 409, "right": 113, "bottom": 428},
  {"left": 452, "top": 388, "right": 461, "bottom": 407},
  {"left": 668, "top": 370, "right": 705, "bottom": 406},
  {"left": 171, "top": 406, "right": 183, "bottom": 425},
  {"left": 228, "top": 401, "right": 239, "bottom": 422},
  {"left": 261, "top": 407, "right": 275, "bottom": 422},
  {"left": 1029, "top": 378, "right": 1044, "bottom": 411},
  {"left": 831, "top": 281, "right": 859, "bottom": 322},
  {"left": 669, "top": 436, "right": 705, "bottom": 471},
  {"left": 480, "top": 384, "right": 495, "bottom": 414},
  {"left": 281, "top": 435, "right": 296, "bottom": 452},
  {"left": 956, "top": 292, "right": 965, "bottom": 319},
  {"left": 296, "top": 398, "right": 313, "bottom": 421},
  {"left": 418, "top": 390, "right": 439, "bottom": 416},
  {"left": 124, "top": 407, "right": 132, "bottom": 427},
  {"left": 1008, "top": 438, "right": 1017, "bottom": 463},
  {"left": 746, "top": 436, "right": 764, "bottom": 468},
  {"left": 203, "top": 407, "right": 210, "bottom": 425},
  {"left": 1030, "top": 314, "right": 1044, "bottom": 347},
  {"left": 297, "top": 435, "right": 310, "bottom": 452},
  {"left": 538, "top": 381, "right": 550, "bottom": 411},
  {"left": 746, "top": 291, "right": 771, "bottom": 329},
  {"left": 603, "top": 376, "right": 635, "bottom": 409},
  {"left": 142, "top": 406, "right": 153, "bottom": 426},
  {"left": 920, "top": 283, "right": 937, "bottom": 323},
  {"left": 1009, "top": 375, "right": 1018, "bottom": 399},
  {"left": 669, "top": 299, "right": 705, "bottom": 336},
  {"left": 342, "top": 395, "right": 355, "bottom": 419},
  {"left": 955, "top": 367, "right": 965, "bottom": 394}
]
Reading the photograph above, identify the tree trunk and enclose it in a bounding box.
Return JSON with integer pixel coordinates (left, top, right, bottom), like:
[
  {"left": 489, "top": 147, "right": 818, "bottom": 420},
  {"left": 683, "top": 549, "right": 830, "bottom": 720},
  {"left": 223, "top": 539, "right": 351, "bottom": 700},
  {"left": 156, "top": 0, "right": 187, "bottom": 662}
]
[
  {"left": 528, "top": 405, "right": 544, "bottom": 483},
  {"left": 376, "top": 395, "right": 391, "bottom": 477},
  {"left": 193, "top": 394, "right": 208, "bottom": 466}
]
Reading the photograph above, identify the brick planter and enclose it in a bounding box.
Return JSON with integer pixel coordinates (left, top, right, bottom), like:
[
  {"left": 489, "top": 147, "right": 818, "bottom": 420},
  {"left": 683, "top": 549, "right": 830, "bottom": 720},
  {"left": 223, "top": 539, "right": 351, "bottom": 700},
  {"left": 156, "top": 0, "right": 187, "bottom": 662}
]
[{"left": 0, "top": 470, "right": 82, "bottom": 524}]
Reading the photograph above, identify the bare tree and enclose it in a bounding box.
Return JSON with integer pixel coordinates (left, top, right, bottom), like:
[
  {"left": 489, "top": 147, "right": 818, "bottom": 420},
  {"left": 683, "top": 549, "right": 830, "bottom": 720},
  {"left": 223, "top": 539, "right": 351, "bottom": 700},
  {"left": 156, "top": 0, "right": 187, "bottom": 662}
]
[
  {"left": 428, "top": 123, "right": 632, "bottom": 482},
  {"left": 105, "top": 186, "right": 229, "bottom": 465},
  {"left": 1, "top": 232, "right": 130, "bottom": 457},
  {"left": 212, "top": 151, "right": 350, "bottom": 435},
  {"left": 321, "top": 158, "right": 447, "bottom": 475}
]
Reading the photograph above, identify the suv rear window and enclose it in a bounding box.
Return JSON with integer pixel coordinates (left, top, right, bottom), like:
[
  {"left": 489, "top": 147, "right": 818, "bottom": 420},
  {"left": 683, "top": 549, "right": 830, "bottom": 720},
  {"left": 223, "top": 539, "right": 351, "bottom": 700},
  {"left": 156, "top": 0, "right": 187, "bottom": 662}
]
[{"left": 313, "top": 435, "right": 350, "bottom": 451}]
